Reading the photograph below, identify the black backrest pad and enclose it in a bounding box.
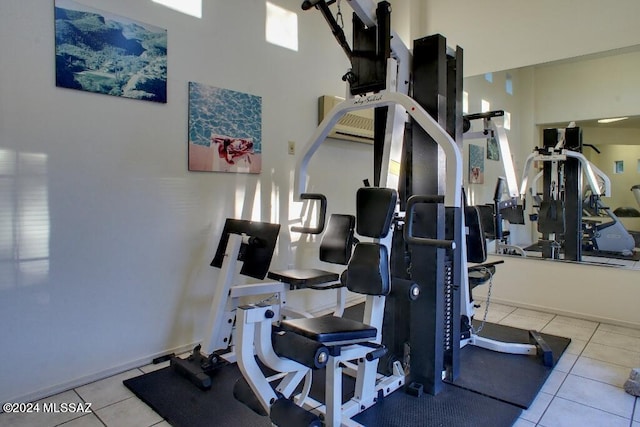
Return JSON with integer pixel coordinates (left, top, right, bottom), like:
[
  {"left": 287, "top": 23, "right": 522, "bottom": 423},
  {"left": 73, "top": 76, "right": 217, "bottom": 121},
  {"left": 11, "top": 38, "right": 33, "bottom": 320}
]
[
  {"left": 538, "top": 199, "right": 565, "bottom": 234},
  {"left": 319, "top": 214, "right": 355, "bottom": 265},
  {"left": 465, "top": 206, "right": 487, "bottom": 264},
  {"left": 476, "top": 204, "right": 495, "bottom": 237},
  {"left": 346, "top": 243, "right": 390, "bottom": 296},
  {"left": 356, "top": 187, "right": 398, "bottom": 238}
]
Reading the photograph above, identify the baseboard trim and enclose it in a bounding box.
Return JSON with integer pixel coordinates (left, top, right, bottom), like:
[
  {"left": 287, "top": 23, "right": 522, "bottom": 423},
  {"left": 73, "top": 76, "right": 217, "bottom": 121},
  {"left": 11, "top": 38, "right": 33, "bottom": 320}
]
[
  {"left": 475, "top": 296, "right": 640, "bottom": 330},
  {"left": 4, "top": 343, "right": 196, "bottom": 407}
]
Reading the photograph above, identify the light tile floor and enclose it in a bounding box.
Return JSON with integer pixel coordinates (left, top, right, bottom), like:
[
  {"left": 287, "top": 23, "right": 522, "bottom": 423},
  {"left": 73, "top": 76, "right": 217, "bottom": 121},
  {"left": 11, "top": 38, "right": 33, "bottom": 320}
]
[{"left": 1, "top": 302, "right": 639, "bottom": 427}]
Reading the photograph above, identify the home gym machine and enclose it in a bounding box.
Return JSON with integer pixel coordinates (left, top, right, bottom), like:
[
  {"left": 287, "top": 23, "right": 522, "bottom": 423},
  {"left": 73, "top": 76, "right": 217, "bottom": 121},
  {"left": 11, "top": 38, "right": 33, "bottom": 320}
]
[
  {"left": 232, "top": 1, "right": 553, "bottom": 426},
  {"left": 463, "top": 110, "right": 526, "bottom": 256},
  {"left": 169, "top": 218, "right": 286, "bottom": 389},
  {"left": 520, "top": 126, "right": 635, "bottom": 259}
]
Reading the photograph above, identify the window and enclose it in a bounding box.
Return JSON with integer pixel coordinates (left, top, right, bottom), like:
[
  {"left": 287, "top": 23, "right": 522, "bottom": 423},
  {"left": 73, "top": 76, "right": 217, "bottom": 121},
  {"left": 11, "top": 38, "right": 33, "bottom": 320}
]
[
  {"left": 266, "top": 2, "right": 298, "bottom": 51},
  {"left": 505, "top": 73, "right": 513, "bottom": 95},
  {"left": 484, "top": 72, "right": 493, "bottom": 83},
  {"left": 614, "top": 160, "right": 624, "bottom": 174},
  {"left": 152, "top": 0, "right": 202, "bottom": 18}
]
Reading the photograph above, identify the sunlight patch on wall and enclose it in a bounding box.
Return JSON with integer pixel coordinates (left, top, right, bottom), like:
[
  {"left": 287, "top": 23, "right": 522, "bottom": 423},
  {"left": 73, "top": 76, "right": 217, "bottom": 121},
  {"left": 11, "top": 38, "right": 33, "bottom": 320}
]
[
  {"left": 152, "top": 0, "right": 202, "bottom": 18},
  {"left": 462, "top": 91, "right": 469, "bottom": 114},
  {"left": 235, "top": 185, "right": 246, "bottom": 219},
  {"left": 504, "top": 111, "right": 511, "bottom": 130},
  {"left": 251, "top": 180, "right": 262, "bottom": 222},
  {"left": 271, "top": 172, "right": 280, "bottom": 225},
  {"left": 266, "top": 2, "right": 298, "bottom": 51},
  {"left": 0, "top": 149, "right": 50, "bottom": 290}
]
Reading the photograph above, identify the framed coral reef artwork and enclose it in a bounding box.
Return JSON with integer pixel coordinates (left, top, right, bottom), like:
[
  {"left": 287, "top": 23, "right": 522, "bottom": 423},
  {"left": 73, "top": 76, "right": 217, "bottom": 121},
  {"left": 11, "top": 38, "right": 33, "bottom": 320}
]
[
  {"left": 188, "top": 82, "right": 262, "bottom": 173},
  {"left": 54, "top": 0, "right": 167, "bottom": 103},
  {"left": 469, "top": 144, "right": 484, "bottom": 184}
]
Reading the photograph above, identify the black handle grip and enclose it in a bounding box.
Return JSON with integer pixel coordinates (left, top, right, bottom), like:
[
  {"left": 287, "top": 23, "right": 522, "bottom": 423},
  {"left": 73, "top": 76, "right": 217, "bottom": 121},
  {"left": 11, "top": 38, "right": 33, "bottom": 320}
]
[
  {"left": 366, "top": 346, "right": 388, "bottom": 361},
  {"left": 404, "top": 195, "right": 455, "bottom": 249},
  {"left": 301, "top": 0, "right": 322, "bottom": 10},
  {"left": 291, "top": 193, "right": 327, "bottom": 235},
  {"left": 463, "top": 110, "right": 505, "bottom": 121}
]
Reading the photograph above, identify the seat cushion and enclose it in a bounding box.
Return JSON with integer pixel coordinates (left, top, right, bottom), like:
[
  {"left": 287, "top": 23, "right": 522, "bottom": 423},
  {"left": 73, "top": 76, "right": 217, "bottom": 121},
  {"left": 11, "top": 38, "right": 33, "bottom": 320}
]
[
  {"left": 280, "top": 316, "right": 377, "bottom": 344},
  {"left": 268, "top": 269, "right": 339, "bottom": 288}
]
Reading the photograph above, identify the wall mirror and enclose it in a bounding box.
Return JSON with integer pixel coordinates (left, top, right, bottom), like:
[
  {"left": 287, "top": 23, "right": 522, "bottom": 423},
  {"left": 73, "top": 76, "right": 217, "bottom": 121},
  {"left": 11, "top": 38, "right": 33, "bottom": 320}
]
[{"left": 462, "top": 45, "right": 640, "bottom": 268}]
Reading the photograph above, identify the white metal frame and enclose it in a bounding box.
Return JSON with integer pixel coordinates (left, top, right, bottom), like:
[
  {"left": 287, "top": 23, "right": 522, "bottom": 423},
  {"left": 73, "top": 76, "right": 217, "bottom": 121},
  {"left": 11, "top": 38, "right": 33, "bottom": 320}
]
[
  {"left": 202, "top": 232, "right": 288, "bottom": 361},
  {"left": 520, "top": 149, "right": 605, "bottom": 200},
  {"left": 235, "top": 295, "right": 405, "bottom": 427},
  {"left": 295, "top": 90, "right": 463, "bottom": 207},
  {"left": 464, "top": 116, "right": 520, "bottom": 199}
]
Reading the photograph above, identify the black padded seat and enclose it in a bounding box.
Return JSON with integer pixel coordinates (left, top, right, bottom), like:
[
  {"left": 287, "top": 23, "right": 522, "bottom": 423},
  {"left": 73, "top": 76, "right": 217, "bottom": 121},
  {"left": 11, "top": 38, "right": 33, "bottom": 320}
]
[
  {"left": 268, "top": 269, "right": 339, "bottom": 289},
  {"left": 280, "top": 316, "right": 377, "bottom": 344},
  {"left": 268, "top": 214, "right": 355, "bottom": 290},
  {"left": 276, "top": 188, "right": 397, "bottom": 349}
]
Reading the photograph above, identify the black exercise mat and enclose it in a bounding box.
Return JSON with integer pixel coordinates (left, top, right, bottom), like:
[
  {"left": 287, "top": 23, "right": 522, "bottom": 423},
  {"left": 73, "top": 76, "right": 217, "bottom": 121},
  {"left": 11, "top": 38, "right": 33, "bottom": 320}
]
[
  {"left": 124, "top": 364, "right": 271, "bottom": 427},
  {"left": 346, "top": 303, "right": 569, "bottom": 409},
  {"left": 353, "top": 382, "right": 521, "bottom": 427},
  {"left": 125, "top": 304, "right": 567, "bottom": 425},
  {"left": 449, "top": 321, "right": 571, "bottom": 409},
  {"left": 126, "top": 362, "right": 520, "bottom": 427}
]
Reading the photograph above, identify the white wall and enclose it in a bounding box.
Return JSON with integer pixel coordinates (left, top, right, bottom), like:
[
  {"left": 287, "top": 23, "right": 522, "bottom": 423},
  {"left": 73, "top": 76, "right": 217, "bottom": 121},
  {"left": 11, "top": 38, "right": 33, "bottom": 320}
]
[
  {"left": 533, "top": 50, "right": 640, "bottom": 124},
  {"left": 422, "top": 0, "right": 640, "bottom": 77},
  {"left": 474, "top": 255, "right": 640, "bottom": 328},
  {"left": 0, "top": 0, "right": 374, "bottom": 403}
]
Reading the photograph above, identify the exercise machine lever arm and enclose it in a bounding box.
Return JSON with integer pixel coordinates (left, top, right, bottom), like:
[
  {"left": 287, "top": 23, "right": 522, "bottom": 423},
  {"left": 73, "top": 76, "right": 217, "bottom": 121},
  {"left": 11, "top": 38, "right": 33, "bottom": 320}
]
[{"left": 291, "top": 193, "right": 328, "bottom": 234}]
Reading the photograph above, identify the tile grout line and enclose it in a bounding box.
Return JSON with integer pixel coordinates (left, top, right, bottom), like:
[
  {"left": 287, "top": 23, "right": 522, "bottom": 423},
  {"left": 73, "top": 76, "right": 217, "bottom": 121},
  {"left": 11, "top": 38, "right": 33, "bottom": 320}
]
[
  {"left": 548, "top": 395, "right": 633, "bottom": 423},
  {"left": 70, "top": 387, "right": 107, "bottom": 427},
  {"left": 534, "top": 319, "right": 600, "bottom": 426}
]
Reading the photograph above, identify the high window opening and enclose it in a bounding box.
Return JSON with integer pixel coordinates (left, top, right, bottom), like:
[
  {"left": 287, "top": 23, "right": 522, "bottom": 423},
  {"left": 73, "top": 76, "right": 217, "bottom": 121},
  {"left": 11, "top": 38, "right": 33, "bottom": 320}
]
[
  {"left": 266, "top": 2, "right": 298, "bottom": 51},
  {"left": 152, "top": 0, "right": 202, "bottom": 18}
]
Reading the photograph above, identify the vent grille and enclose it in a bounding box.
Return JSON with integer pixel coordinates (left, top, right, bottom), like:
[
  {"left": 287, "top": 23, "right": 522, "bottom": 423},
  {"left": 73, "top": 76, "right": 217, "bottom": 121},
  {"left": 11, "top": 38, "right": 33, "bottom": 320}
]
[{"left": 318, "top": 95, "right": 374, "bottom": 144}]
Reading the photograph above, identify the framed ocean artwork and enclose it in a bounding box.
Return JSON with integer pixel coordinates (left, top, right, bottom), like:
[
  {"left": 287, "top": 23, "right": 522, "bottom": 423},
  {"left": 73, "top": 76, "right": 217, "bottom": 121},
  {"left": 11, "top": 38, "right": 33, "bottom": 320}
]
[
  {"left": 188, "top": 82, "right": 262, "bottom": 173},
  {"left": 55, "top": 0, "right": 167, "bottom": 103}
]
